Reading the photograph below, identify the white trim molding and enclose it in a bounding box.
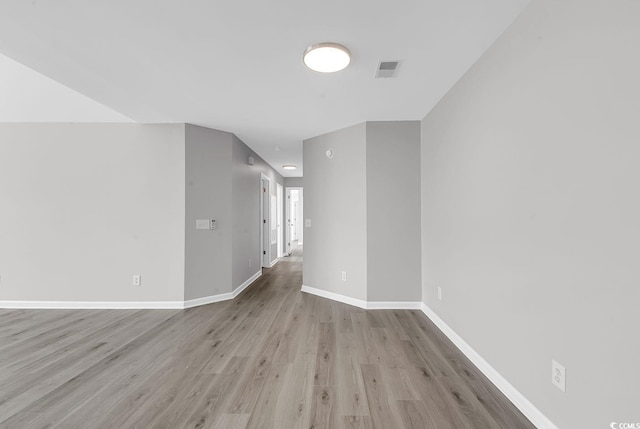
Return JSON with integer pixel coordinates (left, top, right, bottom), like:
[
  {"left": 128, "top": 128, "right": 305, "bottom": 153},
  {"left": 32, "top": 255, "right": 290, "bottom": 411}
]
[
  {"left": 0, "top": 300, "right": 184, "bottom": 310},
  {"left": 301, "top": 285, "right": 368, "bottom": 309},
  {"left": 176, "top": 270, "right": 263, "bottom": 309},
  {"left": 420, "top": 303, "right": 558, "bottom": 429},
  {"left": 1, "top": 271, "right": 263, "bottom": 311},
  {"left": 269, "top": 259, "right": 278, "bottom": 268},
  {"left": 233, "top": 270, "right": 262, "bottom": 298},
  {"left": 183, "top": 293, "right": 232, "bottom": 309},
  {"left": 300, "top": 285, "right": 422, "bottom": 310},
  {"left": 366, "top": 301, "right": 422, "bottom": 310}
]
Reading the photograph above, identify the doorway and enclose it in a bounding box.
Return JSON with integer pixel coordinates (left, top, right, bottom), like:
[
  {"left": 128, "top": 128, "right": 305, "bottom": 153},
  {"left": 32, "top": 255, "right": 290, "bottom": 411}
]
[{"left": 285, "top": 187, "right": 303, "bottom": 255}]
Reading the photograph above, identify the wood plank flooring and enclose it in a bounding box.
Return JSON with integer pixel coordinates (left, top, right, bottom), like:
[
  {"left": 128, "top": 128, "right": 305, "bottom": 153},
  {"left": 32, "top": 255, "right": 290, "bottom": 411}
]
[{"left": 0, "top": 248, "right": 535, "bottom": 428}]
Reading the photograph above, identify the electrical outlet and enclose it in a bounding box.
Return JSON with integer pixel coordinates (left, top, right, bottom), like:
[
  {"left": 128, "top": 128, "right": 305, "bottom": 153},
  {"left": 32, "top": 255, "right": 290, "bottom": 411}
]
[
  {"left": 552, "top": 360, "right": 566, "bottom": 392},
  {"left": 341, "top": 271, "right": 347, "bottom": 282},
  {"left": 132, "top": 275, "right": 141, "bottom": 286},
  {"left": 248, "top": 258, "right": 252, "bottom": 268},
  {"left": 437, "top": 286, "right": 442, "bottom": 300}
]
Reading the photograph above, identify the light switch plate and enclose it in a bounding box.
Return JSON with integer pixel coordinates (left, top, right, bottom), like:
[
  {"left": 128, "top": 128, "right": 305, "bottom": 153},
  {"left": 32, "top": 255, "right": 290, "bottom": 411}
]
[
  {"left": 196, "top": 219, "right": 210, "bottom": 230},
  {"left": 305, "top": 219, "right": 312, "bottom": 228}
]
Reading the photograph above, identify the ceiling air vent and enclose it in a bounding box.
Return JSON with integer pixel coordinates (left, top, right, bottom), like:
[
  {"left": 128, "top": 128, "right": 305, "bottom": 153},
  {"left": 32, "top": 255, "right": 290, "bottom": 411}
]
[{"left": 375, "top": 60, "right": 400, "bottom": 78}]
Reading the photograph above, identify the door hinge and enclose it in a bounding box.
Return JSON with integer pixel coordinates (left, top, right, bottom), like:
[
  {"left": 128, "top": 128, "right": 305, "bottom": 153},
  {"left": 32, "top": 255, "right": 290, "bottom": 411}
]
[
  {"left": 263, "top": 250, "right": 266, "bottom": 255},
  {"left": 263, "top": 219, "right": 266, "bottom": 224}
]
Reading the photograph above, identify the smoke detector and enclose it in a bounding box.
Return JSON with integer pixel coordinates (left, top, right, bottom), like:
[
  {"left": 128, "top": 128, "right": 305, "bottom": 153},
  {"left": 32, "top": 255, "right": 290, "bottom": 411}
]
[{"left": 375, "top": 61, "right": 400, "bottom": 78}]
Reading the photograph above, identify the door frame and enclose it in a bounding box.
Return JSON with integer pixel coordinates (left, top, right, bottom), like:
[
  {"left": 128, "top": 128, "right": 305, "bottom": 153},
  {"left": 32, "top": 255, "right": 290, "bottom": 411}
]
[
  {"left": 285, "top": 186, "right": 303, "bottom": 255},
  {"left": 260, "top": 174, "right": 271, "bottom": 268},
  {"left": 277, "top": 183, "right": 283, "bottom": 258}
]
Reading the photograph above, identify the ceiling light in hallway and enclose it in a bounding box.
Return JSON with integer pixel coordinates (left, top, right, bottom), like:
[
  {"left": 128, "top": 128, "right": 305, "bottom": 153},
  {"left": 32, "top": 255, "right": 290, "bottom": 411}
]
[
  {"left": 303, "top": 43, "right": 351, "bottom": 73},
  {"left": 283, "top": 165, "right": 297, "bottom": 170}
]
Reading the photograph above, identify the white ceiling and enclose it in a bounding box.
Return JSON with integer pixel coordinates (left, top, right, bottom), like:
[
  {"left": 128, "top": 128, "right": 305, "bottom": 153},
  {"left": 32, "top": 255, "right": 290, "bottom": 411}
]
[
  {"left": 0, "top": 0, "right": 530, "bottom": 177},
  {"left": 0, "top": 53, "right": 131, "bottom": 122}
]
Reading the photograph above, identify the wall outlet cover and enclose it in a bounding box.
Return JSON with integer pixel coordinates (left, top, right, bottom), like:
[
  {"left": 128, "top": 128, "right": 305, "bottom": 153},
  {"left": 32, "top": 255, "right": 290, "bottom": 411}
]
[{"left": 552, "top": 359, "right": 566, "bottom": 392}]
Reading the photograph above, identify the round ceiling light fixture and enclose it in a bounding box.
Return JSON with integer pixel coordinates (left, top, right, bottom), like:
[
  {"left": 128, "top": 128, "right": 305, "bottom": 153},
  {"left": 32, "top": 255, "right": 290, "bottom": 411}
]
[
  {"left": 303, "top": 43, "right": 351, "bottom": 73},
  {"left": 283, "top": 165, "right": 297, "bottom": 170}
]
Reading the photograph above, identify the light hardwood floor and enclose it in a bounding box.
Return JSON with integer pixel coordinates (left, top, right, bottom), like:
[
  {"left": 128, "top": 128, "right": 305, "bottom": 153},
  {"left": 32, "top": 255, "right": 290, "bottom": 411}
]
[{"left": 0, "top": 249, "right": 535, "bottom": 428}]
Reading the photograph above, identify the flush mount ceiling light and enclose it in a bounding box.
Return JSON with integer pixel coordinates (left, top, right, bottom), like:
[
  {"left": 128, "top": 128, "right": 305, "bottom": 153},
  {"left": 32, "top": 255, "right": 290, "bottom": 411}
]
[
  {"left": 283, "top": 165, "right": 297, "bottom": 170},
  {"left": 303, "top": 43, "right": 351, "bottom": 73}
]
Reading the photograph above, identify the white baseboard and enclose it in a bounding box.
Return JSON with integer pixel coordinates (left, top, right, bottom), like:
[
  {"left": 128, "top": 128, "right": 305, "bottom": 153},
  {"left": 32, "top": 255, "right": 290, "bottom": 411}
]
[
  {"left": 269, "top": 259, "right": 278, "bottom": 268},
  {"left": 420, "top": 303, "right": 557, "bottom": 429},
  {"left": 183, "top": 293, "right": 233, "bottom": 309},
  {"left": 366, "top": 301, "right": 422, "bottom": 310},
  {"left": 1, "top": 271, "right": 263, "bottom": 311},
  {"left": 0, "top": 300, "right": 184, "bottom": 310},
  {"left": 233, "top": 270, "right": 262, "bottom": 298},
  {"left": 300, "top": 285, "right": 422, "bottom": 310},
  {"left": 301, "top": 285, "right": 368, "bottom": 309},
  {"left": 182, "top": 270, "right": 262, "bottom": 309}
]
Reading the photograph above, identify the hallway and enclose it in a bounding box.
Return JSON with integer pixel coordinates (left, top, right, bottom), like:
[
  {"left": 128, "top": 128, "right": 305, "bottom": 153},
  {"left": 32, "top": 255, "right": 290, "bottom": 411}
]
[{"left": 0, "top": 251, "right": 532, "bottom": 428}]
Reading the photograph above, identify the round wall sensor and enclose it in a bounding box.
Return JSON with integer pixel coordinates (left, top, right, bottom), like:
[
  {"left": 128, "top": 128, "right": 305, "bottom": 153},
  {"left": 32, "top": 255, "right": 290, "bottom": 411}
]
[{"left": 326, "top": 148, "right": 335, "bottom": 159}]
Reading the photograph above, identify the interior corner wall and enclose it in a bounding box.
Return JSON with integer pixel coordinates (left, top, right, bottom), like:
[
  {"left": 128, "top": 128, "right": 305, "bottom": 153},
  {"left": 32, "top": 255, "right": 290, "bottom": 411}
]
[
  {"left": 0, "top": 123, "right": 186, "bottom": 303},
  {"left": 184, "top": 124, "right": 233, "bottom": 300},
  {"left": 366, "top": 121, "right": 421, "bottom": 302},
  {"left": 303, "top": 123, "right": 368, "bottom": 301},
  {"left": 420, "top": 0, "right": 640, "bottom": 427},
  {"left": 231, "top": 135, "right": 283, "bottom": 289}
]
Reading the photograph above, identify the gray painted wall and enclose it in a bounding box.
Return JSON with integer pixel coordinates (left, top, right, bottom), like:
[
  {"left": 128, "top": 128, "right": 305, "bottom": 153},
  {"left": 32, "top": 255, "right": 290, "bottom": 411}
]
[
  {"left": 232, "top": 135, "right": 283, "bottom": 289},
  {"left": 367, "top": 121, "right": 421, "bottom": 302},
  {"left": 184, "top": 124, "right": 233, "bottom": 299},
  {"left": 303, "top": 123, "right": 368, "bottom": 301},
  {"left": 420, "top": 0, "right": 640, "bottom": 427},
  {"left": 0, "top": 122, "right": 283, "bottom": 304},
  {"left": 283, "top": 177, "right": 303, "bottom": 187},
  {"left": 303, "top": 121, "right": 422, "bottom": 303},
  {"left": 0, "top": 123, "right": 186, "bottom": 302}
]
